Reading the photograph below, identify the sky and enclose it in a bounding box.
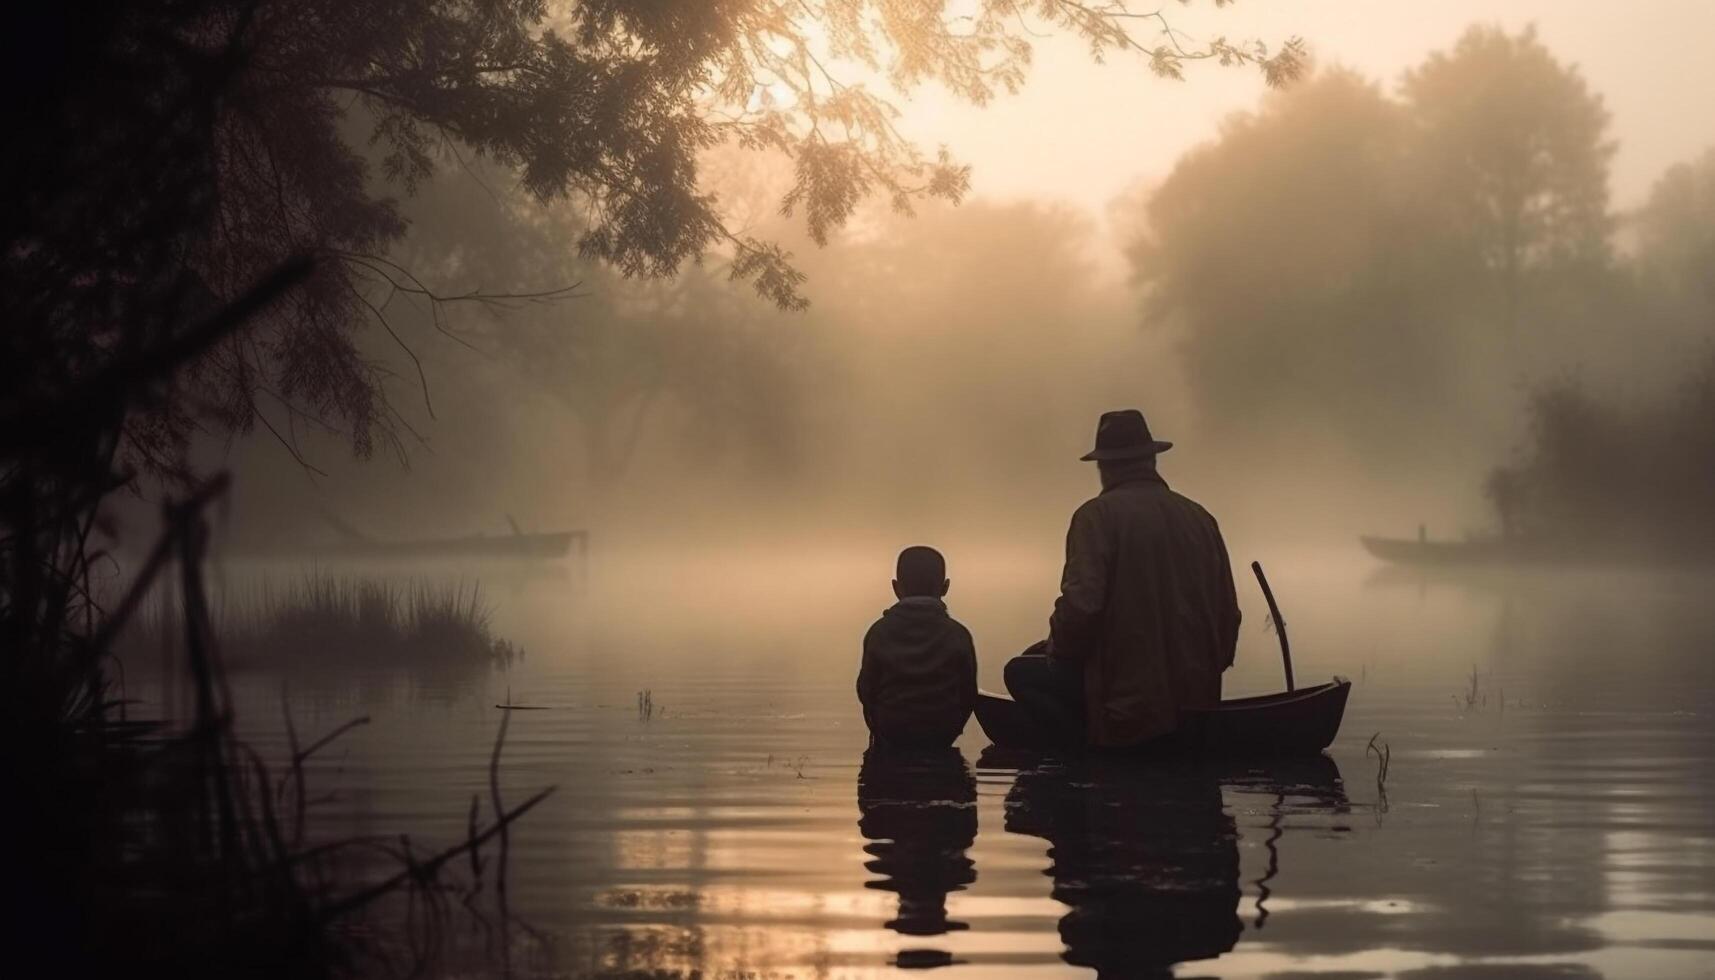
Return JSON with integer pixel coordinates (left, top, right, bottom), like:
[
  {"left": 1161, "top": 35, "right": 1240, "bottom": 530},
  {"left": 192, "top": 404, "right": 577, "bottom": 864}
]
[{"left": 889, "top": 0, "right": 1715, "bottom": 221}]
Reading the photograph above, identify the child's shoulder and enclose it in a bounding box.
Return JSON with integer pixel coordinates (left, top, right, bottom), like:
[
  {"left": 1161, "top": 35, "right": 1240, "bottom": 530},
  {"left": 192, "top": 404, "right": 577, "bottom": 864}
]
[
  {"left": 942, "top": 610, "right": 974, "bottom": 641},
  {"left": 862, "top": 608, "right": 893, "bottom": 638}
]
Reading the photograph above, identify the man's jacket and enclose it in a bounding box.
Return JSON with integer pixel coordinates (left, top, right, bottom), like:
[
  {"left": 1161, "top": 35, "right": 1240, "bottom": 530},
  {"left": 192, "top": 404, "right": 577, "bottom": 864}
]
[
  {"left": 858, "top": 598, "right": 978, "bottom": 746},
  {"left": 1048, "top": 470, "right": 1240, "bottom": 747}
]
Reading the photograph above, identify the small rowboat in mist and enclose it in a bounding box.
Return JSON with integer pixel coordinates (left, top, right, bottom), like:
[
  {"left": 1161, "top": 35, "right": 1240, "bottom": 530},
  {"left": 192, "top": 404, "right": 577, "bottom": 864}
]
[
  {"left": 1360, "top": 534, "right": 1511, "bottom": 566},
  {"left": 294, "top": 529, "right": 584, "bottom": 561},
  {"left": 232, "top": 529, "right": 585, "bottom": 561},
  {"left": 1359, "top": 532, "right": 1713, "bottom": 568},
  {"left": 974, "top": 679, "right": 1352, "bottom": 756},
  {"left": 234, "top": 512, "right": 587, "bottom": 562}
]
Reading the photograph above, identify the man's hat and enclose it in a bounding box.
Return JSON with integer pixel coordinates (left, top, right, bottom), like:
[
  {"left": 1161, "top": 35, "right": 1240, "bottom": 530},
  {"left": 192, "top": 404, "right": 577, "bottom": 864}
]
[{"left": 1079, "top": 409, "right": 1173, "bottom": 461}]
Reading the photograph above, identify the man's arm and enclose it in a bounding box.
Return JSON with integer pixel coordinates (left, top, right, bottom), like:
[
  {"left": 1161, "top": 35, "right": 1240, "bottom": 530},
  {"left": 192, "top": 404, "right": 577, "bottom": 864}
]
[
  {"left": 1211, "top": 519, "right": 1241, "bottom": 671},
  {"left": 1048, "top": 501, "right": 1109, "bottom": 663}
]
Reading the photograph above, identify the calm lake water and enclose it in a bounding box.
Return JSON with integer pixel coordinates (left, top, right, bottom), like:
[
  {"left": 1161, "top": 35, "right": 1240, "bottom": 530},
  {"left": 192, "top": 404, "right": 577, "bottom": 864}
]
[{"left": 158, "top": 544, "right": 1715, "bottom": 978}]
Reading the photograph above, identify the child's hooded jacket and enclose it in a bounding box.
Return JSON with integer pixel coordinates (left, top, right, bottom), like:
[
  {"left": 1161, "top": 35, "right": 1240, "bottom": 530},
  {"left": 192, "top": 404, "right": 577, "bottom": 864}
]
[{"left": 857, "top": 597, "right": 977, "bottom": 746}]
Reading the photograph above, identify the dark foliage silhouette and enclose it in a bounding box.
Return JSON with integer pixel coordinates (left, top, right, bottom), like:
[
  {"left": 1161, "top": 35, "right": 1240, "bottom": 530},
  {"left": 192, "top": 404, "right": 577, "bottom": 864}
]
[
  {"left": 11, "top": 2, "right": 1303, "bottom": 472},
  {"left": 0, "top": 5, "right": 551, "bottom": 974}
]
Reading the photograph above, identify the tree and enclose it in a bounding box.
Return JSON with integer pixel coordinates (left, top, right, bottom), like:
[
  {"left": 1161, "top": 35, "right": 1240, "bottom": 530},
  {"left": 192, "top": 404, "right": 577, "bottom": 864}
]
[
  {"left": 7, "top": 2, "right": 1305, "bottom": 479},
  {"left": 1127, "top": 70, "right": 1450, "bottom": 454},
  {"left": 380, "top": 157, "right": 816, "bottom": 490},
  {"left": 1401, "top": 26, "right": 1614, "bottom": 335},
  {"left": 1635, "top": 148, "right": 1715, "bottom": 311}
]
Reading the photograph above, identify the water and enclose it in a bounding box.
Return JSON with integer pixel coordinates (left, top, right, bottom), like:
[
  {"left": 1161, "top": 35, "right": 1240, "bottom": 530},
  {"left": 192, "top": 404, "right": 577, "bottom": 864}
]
[{"left": 169, "top": 545, "right": 1715, "bottom": 978}]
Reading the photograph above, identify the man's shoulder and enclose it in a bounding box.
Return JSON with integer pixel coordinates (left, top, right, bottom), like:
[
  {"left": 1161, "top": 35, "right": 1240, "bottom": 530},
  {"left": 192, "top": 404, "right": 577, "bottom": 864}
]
[
  {"left": 1165, "top": 486, "right": 1218, "bottom": 520},
  {"left": 1098, "top": 482, "right": 1223, "bottom": 532}
]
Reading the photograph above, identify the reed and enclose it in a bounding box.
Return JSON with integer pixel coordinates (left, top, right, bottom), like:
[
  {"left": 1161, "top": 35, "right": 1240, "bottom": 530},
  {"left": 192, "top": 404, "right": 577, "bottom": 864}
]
[
  {"left": 11, "top": 478, "right": 553, "bottom": 976},
  {"left": 135, "top": 573, "right": 524, "bottom": 668},
  {"left": 1366, "top": 731, "right": 1392, "bottom": 815}
]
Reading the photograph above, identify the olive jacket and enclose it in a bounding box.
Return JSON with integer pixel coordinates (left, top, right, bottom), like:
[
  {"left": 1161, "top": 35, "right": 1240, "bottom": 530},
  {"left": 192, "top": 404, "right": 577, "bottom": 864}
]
[{"left": 1047, "top": 470, "right": 1241, "bottom": 747}]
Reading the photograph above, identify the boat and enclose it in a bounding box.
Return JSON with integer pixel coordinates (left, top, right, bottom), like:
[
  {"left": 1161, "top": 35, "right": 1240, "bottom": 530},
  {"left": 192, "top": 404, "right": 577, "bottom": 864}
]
[
  {"left": 973, "top": 679, "right": 1351, "bottom": 756},
  {"left": 302, "top": 529, "right": 583, "bottom": 561},
  {"left": 973, "top": 561, "right": 1351, "bottom": 758},
  {"left": 232, "top": 512, "right": 587, "bottom": 562},
  {"left": 1359, "top": 532, "right": 1715, "bottom": 569},
  {"left": 1359, "top": 534, "right": 1511, "bottom": 566}
]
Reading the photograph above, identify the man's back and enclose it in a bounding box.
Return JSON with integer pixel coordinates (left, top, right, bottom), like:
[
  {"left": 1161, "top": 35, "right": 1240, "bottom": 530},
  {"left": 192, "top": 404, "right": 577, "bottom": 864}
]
[{"left": 1048, "top": 470, "right": 1241, "bottom": 746}]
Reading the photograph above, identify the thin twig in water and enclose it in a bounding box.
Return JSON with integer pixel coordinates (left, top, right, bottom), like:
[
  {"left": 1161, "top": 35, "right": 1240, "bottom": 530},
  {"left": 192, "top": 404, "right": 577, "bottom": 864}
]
[
  {"left": 1366, "top": 732, "right": 1392, "bottom": 814},
  {"left": 318, "top": 787, "right": 556, "bottom": 923},
  {"left": 489, "top": 710, "right": 513, "bottom": 976}
]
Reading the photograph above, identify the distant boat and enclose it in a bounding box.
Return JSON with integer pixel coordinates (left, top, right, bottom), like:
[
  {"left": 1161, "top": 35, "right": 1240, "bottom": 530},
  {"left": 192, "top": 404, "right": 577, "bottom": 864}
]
[
  {"left": 1359, "top": 534, "right": 1511, "bottom": 566},
  {"left": 973, "top": 679, "right": 1351, "bottom": 757},
  {"left": 301, "top": 529, "right": 584, "bottom": 561},
  {"left": 1358, "top": 532, "right": 1714, "bottom": 568},
  {"left": 234, "top": 514, "right": 587, "bottom": 562}
]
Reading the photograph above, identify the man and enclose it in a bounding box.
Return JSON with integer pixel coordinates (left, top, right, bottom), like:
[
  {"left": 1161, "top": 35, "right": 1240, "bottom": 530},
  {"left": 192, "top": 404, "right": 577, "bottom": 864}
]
[{"left": 1004, "top": 409, "right": 1241, "bottom": 748}]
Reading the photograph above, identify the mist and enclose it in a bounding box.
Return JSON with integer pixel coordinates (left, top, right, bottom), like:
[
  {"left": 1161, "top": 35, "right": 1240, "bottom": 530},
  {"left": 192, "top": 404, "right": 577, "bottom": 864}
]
[
  {"left": 206, "top": 24, "right": 1715, "bottom": 567},
  {"left": 13, "top": 4, "right": 1715, "bottom": 977}
]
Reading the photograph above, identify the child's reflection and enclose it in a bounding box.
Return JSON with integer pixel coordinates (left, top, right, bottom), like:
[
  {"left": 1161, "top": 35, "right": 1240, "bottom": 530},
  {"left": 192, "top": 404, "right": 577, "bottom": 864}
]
[{"left": 856, "top": 744, "right": 978, "bottom": 961}]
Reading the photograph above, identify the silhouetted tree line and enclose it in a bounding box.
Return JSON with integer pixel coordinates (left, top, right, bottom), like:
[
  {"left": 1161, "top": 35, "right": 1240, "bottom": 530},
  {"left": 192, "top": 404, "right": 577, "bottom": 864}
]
[
  {"left": 1123, "top": 27, "right": 1715, "bottom": 539},
  {"left": 1486, "top": 152, "right": 1715, "bottom": 549},
  {"left": 1126, "top": 27, "right": 1622, "bottom": 464}
]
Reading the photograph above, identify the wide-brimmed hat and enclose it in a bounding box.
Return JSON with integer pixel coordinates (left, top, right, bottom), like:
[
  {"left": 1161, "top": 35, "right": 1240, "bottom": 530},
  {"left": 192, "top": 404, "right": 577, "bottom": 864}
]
[{"left": 1079, "top": 409, "right": 1173, "bottom": 461}]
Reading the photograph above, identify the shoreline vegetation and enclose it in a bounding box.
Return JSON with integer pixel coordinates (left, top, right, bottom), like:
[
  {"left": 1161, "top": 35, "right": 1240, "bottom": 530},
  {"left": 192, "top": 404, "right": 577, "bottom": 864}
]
[
  {"left": 9, "top": 476, "right": 555, "bottom": 976},
  {"left": 2, "top": 5, "right": 555, "bottom": 970},
  {"left": 132, "top": 574, "right": 526, "bottom": 669},
  {"left": 1483, "top": 360, "right": 1715, "bottom": 556}
]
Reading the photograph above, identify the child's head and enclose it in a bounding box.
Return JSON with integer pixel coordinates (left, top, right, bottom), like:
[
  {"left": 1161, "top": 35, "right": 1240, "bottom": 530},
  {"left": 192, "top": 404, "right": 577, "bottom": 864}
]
[{"left": 893, "top": 545, "right": 949, "bottom": 599}]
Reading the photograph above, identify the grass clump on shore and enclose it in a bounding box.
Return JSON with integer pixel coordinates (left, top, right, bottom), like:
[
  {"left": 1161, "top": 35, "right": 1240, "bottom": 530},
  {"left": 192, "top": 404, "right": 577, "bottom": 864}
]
[
  {"left": 143, "top": 574, "right": 525, "bottom": 668},
  {"left": 262, "top": 575, "right": 522, "bottom": 666}
]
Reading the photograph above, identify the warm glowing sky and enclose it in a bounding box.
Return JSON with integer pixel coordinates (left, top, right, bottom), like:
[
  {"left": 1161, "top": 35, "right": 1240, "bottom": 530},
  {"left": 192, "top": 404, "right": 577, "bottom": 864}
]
[{"left": 888, "top": 0, "right": 1715, "bottom": 220}]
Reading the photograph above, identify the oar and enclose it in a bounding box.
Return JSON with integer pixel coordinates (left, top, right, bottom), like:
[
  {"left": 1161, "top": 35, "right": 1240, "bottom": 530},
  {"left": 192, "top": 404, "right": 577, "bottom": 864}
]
[{"left": 1250, "top": 561, "right": 1294, "bottom": 692}]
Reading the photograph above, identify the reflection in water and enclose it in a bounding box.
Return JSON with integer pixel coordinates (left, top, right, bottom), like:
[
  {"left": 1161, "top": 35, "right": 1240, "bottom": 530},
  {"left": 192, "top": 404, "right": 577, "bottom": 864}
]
[
  {"left": 1221, "top": 754, "right": 1352, "bottom": 933},
  {"left": 989, "top": 752, "right": 1351, "bottom": 977},
  {"left": 857, "top": 746, "right": 977, "bottom": 967},
  {"left": 159, "top": 554, "right": 1715, "bottom": 977},
  {"left": 1002, "top": 755, "right": 1243, "bottom": 977}
]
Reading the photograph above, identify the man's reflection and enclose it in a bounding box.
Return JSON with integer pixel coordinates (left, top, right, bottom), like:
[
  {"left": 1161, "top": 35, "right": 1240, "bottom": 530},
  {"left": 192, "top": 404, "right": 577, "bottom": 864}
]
[
  {"left": 856, "top": 745, "right": 978, "bottom": 946},
  {"left": 1002, "top": 756, "right": 1242, "bottom": 977}
]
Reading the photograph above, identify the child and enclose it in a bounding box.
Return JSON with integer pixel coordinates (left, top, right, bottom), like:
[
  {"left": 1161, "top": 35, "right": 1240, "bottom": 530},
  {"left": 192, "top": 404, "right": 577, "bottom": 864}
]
[{"left": 857, "top": 546, "right": 978, "bottom": 749}]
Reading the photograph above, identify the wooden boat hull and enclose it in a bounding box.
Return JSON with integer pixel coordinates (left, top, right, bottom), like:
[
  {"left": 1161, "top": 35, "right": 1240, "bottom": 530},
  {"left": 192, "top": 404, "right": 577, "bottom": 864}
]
[{"left": 974, "top": 678, "right": 1351, "bottom": 757}]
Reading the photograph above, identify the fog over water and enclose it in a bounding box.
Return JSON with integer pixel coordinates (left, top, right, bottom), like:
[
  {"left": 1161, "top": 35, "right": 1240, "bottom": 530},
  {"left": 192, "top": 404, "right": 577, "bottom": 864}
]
[
  {"left": 102, "top": 3, "right": 1715, "bottom": 976},
  {"left": 154, "top": 548, "right": 1715, "bottom": 977}
]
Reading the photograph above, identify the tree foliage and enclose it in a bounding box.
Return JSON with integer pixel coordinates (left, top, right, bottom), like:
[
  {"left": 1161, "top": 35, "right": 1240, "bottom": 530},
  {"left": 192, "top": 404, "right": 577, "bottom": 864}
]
[
  {"left": 1484, "top": 148, "right": 1715, "bottom": 544},
  {"left": 1126, "top": 27, "right": 1616, "bottom": 464},
  {"left": 1485, "top": 357, "right": 1715, "bottom": 551},
  {"left": 1635, "top": 148, "right": 1715, "bottom": 309},
  {"left": 1401, "top": 25, "right": 1614, "bottom": 321},
  {"left": 9, "top": 1, "right": 1304, "bottom": 476}
]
